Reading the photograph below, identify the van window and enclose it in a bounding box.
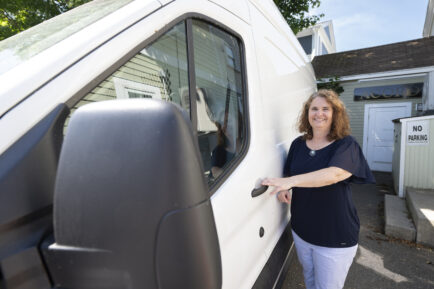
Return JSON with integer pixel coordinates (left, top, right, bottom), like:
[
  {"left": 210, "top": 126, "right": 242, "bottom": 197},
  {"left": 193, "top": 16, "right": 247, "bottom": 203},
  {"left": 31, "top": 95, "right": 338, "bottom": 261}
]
[
  {"left": 65, "top": 21, "right": 189, "bottom": 129},
  {"left": 66, "top": 18, "right": 246, "bottom": 188},
  {"left": 192, "top": 20, "right": 245, "bottom": 185}
]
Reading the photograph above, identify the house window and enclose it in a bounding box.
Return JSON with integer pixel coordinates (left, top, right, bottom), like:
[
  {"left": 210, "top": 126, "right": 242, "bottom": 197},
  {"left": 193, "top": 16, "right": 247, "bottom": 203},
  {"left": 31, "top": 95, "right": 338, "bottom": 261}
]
[
  {"left": 354, "top": 83, "right": 424, "bottom": 101},
  {"left": 321, "top": 43, "right": 328, "bottom": 55},
  {"left": 113, "top": 77, "right": 162, "bottom": 99},
  {"left": 324, "top": 25, "right": 331, "bottom": 42},
  {"left": 298, "top": 35, "right": 312, "bottom": 55}
]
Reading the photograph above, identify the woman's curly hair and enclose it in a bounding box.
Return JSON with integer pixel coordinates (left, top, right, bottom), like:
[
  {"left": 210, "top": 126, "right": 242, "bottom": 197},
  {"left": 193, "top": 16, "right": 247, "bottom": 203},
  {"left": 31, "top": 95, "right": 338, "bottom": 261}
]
[{"left": 298, "top": 89, "right": 351, "bottom": 141}]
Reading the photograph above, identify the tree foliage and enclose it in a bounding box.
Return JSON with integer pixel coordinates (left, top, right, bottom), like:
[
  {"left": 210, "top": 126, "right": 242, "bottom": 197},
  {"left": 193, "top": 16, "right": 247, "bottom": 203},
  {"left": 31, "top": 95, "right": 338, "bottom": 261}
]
[
  {"left": 0, "top": 0, "right": 91, "bottom": 41},
  {"left": 317, "top": 76, "right": 344, "bottom": 95},
  {"left": 274, "top": 0, "right": 324, "bottom": 34}
]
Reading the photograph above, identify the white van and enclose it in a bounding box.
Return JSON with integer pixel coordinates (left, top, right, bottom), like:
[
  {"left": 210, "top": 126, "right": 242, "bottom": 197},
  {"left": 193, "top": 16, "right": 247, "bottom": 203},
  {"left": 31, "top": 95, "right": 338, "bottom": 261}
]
[{"left": 0, "top": 0, "right": 316, "bottom": 288}]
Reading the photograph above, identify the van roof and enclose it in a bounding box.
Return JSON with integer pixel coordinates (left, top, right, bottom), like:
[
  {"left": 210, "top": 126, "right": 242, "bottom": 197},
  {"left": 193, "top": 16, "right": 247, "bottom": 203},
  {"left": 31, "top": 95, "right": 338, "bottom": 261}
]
[{"left": 0, "top": 0, "right": 134, "bottom": 76}]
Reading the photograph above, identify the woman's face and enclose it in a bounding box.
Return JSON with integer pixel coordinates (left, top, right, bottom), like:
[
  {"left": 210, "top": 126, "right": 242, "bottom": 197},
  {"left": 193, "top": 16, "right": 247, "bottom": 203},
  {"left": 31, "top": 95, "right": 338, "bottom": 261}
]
[{"left": 308, "top": 96, "right": 333, "bottom": 132}]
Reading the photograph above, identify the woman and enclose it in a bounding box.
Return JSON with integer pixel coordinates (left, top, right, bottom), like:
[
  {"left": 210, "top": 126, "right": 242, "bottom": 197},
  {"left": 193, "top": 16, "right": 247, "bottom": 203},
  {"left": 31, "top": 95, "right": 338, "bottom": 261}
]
[{"left": 262, "top": 89, "right": 375, "bottom": 289}]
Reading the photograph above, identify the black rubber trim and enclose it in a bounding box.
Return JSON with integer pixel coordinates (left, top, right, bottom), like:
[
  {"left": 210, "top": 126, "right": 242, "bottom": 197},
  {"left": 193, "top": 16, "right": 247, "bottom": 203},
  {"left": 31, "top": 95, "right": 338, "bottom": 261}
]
[
  {"left": 186, "top": 19, "right": 198, "bottom": 133},
  {"left": 252, "top": 222, "right": 294, "bottom": 289},
  {"left": 0, "top": 271, "right": 4, "bottom": 289},
  {"left": 187, "top": 15, "right": 250, "bottom": 196},
  {"left": 0, "top": 206, "right": 52, "bottom": 235}
]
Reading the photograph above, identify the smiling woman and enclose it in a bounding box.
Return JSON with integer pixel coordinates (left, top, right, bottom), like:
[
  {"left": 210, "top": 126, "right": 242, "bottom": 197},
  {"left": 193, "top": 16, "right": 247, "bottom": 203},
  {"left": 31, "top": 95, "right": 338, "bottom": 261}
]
[
  {"left": 299, "top": 89, "right": 350, "bottom": 141},
  {"left": 262, "top": 89, "right": 375, "bottom": 289},
  {"left": 308, "top": 96, "right": 333, "bottom": 133}
]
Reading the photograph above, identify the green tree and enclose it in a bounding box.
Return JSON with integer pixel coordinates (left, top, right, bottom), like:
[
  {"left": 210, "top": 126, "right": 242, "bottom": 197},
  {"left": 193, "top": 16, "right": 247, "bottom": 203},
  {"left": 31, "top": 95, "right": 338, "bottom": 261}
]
[
  {"left": 317, "top": 76, "right": 344, "bottom": 95},
  {"left": 274, "top": 0, "right": 324, "bottom": 34},
  {"left": 0, "top": 0, "right": 91, "bottom": 41}
]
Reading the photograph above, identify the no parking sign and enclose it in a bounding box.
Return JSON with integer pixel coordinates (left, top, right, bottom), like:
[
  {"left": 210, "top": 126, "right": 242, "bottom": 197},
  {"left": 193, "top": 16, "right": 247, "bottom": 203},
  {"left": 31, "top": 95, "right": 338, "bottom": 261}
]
[{"left": 407, "top": 120, "right": 429, "bottom": 145}]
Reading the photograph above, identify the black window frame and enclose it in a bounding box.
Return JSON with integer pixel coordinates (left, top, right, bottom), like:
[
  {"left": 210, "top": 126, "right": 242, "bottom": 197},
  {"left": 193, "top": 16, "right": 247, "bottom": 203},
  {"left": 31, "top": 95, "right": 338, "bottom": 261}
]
[{"left": 65, "top": 13, "right": 250, "bottom": 196}]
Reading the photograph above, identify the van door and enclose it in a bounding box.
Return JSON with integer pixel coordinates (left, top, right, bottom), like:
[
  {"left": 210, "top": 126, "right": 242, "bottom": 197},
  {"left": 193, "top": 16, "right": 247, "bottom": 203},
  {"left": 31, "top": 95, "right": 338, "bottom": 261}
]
[
  {"left": 188, "top": 17, "right": 273, "bottom": 289},
  {"left": 183, "top": 1, "right": 315, "bottom": 288},
  {"left": 188, "top": 0, "right": 315, "bottom": 287},
  {"left": 247, "top": 0, "right": 316, "bottom": 260}
]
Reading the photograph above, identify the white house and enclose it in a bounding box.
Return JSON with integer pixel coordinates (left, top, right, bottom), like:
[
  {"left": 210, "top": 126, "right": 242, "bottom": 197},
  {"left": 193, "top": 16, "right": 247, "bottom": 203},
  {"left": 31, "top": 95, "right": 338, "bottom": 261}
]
[
  {"left": 312, "top": 36, "right": 434, "bottom": 173},
  {"left": 424, "top": 0, "right": 434, "bottom": 37},
  {"left": 296, "top": 20, "right": 336, "bottom": 60}
]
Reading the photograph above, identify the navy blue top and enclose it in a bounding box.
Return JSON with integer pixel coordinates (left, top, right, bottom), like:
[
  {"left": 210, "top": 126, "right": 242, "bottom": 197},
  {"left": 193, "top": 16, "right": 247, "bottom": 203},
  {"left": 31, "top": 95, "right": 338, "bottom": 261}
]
[
  {"left": 284, "top": 135, "right": 375, "bottom": 248},
  {"left": 211, "top": 145, "right": 235, "bottom": 168}
]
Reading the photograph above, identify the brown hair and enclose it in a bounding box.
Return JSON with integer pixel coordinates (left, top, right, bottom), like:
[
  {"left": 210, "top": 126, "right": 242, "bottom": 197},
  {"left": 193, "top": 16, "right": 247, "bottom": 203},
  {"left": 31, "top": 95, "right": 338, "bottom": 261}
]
[{"left": 298, "top": 89, "right": 350, "bottom": 141}]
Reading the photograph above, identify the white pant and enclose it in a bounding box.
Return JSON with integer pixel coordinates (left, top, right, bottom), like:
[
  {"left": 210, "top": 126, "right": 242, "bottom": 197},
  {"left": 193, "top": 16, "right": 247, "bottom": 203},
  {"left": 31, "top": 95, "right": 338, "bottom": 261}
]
[{"left": 292, "top": 230, "right": 358, "bottom": 289}]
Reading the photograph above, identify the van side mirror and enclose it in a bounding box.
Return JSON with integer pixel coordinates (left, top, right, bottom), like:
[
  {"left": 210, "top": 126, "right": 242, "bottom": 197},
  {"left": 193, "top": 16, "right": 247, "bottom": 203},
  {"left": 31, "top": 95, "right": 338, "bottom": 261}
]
[{"left": 42, "top": 100, "right": 221, "bottom": 289}]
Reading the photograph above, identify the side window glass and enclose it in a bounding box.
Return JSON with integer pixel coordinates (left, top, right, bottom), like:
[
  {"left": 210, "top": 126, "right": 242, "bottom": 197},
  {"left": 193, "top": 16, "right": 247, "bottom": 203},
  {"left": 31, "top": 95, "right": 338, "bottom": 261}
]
[
  {"left": 65, "top": 21, "right": 189, "bottom": 130},
  {"left": 192, "top": 20, "right": 245, "bottom": 185},
  {"left": 65, "top": 19, "right": 247, "bottom": 188}
]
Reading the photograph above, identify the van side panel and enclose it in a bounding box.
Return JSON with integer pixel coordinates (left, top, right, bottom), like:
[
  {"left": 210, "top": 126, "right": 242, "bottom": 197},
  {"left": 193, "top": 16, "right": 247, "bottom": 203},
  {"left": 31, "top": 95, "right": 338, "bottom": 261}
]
[{"left": 248, "top": 0, "right": 316, "bottom": 262}]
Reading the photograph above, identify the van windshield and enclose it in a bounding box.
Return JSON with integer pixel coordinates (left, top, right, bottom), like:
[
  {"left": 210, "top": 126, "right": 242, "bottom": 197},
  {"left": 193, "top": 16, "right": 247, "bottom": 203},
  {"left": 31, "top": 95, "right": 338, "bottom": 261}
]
[{"left": 0, "top": 0, "right": 134, "bottom": 76}]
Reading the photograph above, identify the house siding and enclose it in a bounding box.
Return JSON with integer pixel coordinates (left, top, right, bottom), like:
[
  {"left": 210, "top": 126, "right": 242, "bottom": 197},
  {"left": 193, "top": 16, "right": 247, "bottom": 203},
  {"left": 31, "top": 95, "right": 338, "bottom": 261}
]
[
  {"left": 64, "top": 53, "right": 170, "bottom": 130},
  {"left": 338, "top": 76, "right": 424, "bottom": 147}
]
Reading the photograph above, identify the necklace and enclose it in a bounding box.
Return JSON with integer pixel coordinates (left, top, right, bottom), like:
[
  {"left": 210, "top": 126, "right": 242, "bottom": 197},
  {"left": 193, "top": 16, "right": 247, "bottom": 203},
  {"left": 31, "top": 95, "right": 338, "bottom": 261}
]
[{"left": 307, "top": 138, "right": 330, "bottom": 157}]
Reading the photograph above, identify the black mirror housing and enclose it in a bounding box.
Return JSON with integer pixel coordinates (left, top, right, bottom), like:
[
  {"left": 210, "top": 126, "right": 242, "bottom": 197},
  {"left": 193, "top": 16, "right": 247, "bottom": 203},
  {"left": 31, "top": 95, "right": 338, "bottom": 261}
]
[{"left": 42, "top": 99, "right": 221, "bottom": 289}]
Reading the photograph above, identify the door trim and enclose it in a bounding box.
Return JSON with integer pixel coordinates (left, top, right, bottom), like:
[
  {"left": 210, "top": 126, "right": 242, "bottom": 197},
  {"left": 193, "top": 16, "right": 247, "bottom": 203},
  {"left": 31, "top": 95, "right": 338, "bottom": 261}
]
[{"left": 362, "top": 102, "right": 412, "bottom": 159}]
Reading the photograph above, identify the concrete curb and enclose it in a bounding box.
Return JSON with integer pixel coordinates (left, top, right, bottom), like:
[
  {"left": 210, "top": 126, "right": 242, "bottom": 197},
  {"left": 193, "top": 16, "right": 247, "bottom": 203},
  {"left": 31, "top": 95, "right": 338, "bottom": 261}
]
[
  {"left": 407, "top": 188, "right": 434, "bottom": 247},
  {"left": 384, "top": 194, "right": 416, "bottom": 241}
]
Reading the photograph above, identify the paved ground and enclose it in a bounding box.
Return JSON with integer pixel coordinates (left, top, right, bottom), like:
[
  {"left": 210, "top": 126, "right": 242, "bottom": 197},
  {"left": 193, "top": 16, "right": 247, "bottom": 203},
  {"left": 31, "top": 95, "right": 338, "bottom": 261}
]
[{"left": 281, "top": 172, "right": 434, "bottom": 289}]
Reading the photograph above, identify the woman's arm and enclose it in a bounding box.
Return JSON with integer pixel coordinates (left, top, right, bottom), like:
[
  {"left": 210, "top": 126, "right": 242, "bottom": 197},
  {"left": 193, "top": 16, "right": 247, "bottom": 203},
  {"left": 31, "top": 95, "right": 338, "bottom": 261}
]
[{"left": 262, "top": 166, "right": 352, "bottom": 195}]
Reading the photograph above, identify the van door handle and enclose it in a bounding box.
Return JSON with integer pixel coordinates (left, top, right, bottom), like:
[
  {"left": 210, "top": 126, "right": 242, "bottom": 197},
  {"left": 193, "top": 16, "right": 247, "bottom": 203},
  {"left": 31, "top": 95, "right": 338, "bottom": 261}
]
[{"left": 251, "top": 185, "right": 268, "bottom": 198}]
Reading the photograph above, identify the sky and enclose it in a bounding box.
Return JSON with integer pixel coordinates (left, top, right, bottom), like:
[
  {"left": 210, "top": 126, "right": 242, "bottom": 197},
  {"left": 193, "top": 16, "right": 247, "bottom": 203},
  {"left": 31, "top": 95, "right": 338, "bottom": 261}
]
[{"left": 310, "top": 0, "right": 429, "bottom": 52}]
